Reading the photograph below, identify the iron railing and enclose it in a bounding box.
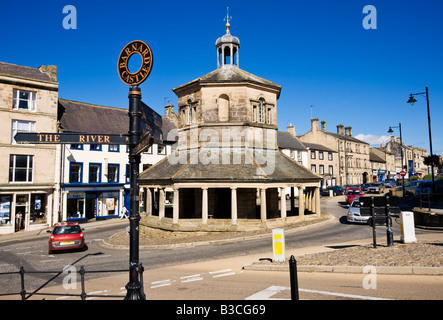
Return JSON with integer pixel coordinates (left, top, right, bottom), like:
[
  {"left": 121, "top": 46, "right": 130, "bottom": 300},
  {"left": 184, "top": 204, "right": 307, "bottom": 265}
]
[{"left": 0, "top": 264, "right": 145, "bottom": 300}]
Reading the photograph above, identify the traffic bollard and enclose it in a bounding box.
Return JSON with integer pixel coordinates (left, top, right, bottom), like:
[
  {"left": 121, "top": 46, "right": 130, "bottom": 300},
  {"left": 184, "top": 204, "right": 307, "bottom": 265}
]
[{"left": 289, "top": 255, "right": 299, "bottom": 300}]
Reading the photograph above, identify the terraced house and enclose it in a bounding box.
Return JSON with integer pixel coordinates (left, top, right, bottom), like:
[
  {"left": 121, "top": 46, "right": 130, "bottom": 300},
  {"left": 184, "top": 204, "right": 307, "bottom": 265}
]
[{"left": 0, "top": 62, "right": 59, "bottom": 234}]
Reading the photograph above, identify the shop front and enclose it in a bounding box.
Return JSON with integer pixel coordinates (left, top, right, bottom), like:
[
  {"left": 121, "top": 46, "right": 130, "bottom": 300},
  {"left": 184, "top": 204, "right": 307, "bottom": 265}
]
[
  {"left": 0, "top": 188, "right": 53, "bottom": 234},
  {"left": 62, "top": 185, "right": 125, "bottom": 221}
]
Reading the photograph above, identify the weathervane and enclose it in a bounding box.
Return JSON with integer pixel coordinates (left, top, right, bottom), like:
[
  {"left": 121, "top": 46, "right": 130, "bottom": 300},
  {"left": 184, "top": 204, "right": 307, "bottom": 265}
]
[{"left": 224, "top": 6, "right": 232, "bottom": 31}]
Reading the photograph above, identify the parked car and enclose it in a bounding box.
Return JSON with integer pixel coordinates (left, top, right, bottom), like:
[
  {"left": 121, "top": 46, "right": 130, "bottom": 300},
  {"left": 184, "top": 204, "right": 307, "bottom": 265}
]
[
  {"left": 345, "top": 185, "right": 361, "bottom": 192},
  {"left": 321, "top": 185, "right": 345, "bottom": 196},
  {"left": 345, "top": 189, "right": 365, "bottom": 204},
  {"left": 414, "top": 179, "right": 443, "bottom": 198},
  {"left": 347, "top": 198, "right": 370, "bottom": 224},
  {"left": 397, "top": 180, "right": 422, "bottom": 194},
  {"left": 48, "top": 222, "right": 85, "bottom": 254},
  {"left": 360, "top": 183, "right": 370, "bottom": 191},
  {"left": 385, "top": 179, "right": 396, "bottom": 188},
  {"left": 368, "top": 182, "right": 385, "bottom": 194}
]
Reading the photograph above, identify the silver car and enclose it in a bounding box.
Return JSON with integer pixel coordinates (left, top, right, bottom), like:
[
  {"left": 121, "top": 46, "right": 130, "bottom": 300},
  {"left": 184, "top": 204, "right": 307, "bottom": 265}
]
[
  {"left": 347, "top": 198, "right": 370, "bottom": 224},
  {"left": 368, "top": 182, "right": 385, "bottom": 194}
]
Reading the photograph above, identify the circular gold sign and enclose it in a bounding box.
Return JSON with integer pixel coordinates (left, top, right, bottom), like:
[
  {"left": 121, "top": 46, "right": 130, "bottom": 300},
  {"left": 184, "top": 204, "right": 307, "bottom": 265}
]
[{"left": 118, "top": 40, "right": 153, "bottom": 85}]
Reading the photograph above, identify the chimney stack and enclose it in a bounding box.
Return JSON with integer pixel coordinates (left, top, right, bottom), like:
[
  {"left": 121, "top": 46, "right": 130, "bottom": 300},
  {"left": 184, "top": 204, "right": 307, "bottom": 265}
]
[
  {"left": 321, "top": 120, "right": 326, "bottom": 132},
  {"left": 311, "top": 118, "right": 319, "bottom": 132},
  {"left": 337, "top": 124, "right": 344, "bottom": 135},
  {"left": 345, "top": 126, "right": 352, "bottom": 137},
  {"left": 287, "top": 123, "right": 296, "bottom": 137}
]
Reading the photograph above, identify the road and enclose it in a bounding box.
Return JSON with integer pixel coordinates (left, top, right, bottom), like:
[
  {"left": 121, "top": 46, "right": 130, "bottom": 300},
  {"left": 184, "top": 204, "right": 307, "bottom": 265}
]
[{"left": 1, "top": 196, "right": 442, "bottom": 300}]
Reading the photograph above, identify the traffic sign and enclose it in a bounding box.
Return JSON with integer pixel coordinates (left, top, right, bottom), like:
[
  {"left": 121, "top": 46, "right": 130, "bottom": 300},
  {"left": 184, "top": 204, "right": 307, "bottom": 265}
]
[
  {"left": 14, "top": 132, "right": 129, "bottom": 145},
  {"left": 400, "top": 170, "right": 406, "bottom": 177}
]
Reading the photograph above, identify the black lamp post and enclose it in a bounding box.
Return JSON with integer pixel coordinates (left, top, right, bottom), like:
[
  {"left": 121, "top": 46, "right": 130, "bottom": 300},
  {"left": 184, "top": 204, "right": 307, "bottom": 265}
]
[
  {"left": 407, "top": 86, "right": 435, "bottom": 192},
  {"left": 388, "top": 123, "right": 405, "bottom": 196}
]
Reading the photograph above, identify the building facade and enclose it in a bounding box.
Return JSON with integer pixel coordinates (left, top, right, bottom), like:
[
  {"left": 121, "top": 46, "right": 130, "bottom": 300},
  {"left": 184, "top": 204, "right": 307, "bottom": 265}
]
[
  {"left": 0, "top": 62, "right": 59, "bottom": 234},
  {"left": 58, "top": 99, "right": 175, "bottom": 222},
  {"left": 299, "top": 119, "right": 370, "bottom": 186}
]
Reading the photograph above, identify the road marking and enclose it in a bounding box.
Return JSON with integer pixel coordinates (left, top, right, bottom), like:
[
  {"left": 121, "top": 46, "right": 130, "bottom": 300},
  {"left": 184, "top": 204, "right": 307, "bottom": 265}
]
[
  {"left": 180, "top": 274, "right": 203, "bottom": 283},
  {"left": 245, "top": 285, "right": 392, "bottom": 300},
  {"left": 151, "top": 279, "right": 175, "bottom": 288},
  {"left": 209, "top": 269, "right": 236, "bottom": 278}
]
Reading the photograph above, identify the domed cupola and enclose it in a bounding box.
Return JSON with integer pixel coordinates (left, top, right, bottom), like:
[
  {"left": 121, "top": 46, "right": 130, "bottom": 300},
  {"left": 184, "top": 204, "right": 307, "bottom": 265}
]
[{"left": 216, "top": 8, "right": 240, "bottom": 68}]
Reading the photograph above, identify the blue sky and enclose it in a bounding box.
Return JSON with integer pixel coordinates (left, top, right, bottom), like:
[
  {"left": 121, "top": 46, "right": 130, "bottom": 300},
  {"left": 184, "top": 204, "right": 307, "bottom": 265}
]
[{"left": 1, "top": 0, "right": 442, "bottom": 154}]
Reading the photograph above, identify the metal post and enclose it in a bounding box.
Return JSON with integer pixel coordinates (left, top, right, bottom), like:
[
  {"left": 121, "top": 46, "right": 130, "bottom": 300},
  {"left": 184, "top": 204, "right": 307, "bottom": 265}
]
[
  {"left": 425, "top": 86, "right": 435, "bottom": 193},
  {"left": 289, "top": 255, "right": 299, "bottom": 300},
  {"left": 385, "top": 195, "right": 394, "bottom": 247},
  {"left": 19, "top": 266, "right": 26, "bottom": 301},
  {"left": 80, "top": 265, "right": 86, "bottom": 300},
  {"left": 371, "top": 197, "right": 376, "bottom": 248},
  {"left": 124, "top": 85, "right": 145, "bottom": 300}
]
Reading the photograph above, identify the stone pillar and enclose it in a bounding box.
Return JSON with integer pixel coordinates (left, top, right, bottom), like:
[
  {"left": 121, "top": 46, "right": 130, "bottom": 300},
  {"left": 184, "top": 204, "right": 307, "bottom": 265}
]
[
  {"left": 159, "top": 188, "right": 165, "bottom": 220},
  {"left": 231, "top": 187, "right": 237, "bottom": 225},
  {"left": 315, "top": 186, "right": 321, "bottom": 216},
  {"left": 260, "top": 188, "right": 267, "bottom": 222},
  {"left": 298, "top": 186, "right": 304, "bottom": 218},
  {"left": 173, "top": 188, "right": 179, "bottom": 224},
  {"left": 202, "top": 187, "right": 208, "bottom": 225},
  {"left": 146, "top": 188, "right": 152, "bottom": 215},
  {"left": 280, "top": 187, "right": 287, "bottom": 220},
  {"left": 290, "top": 187, "right": 295, "bottom": 213}
]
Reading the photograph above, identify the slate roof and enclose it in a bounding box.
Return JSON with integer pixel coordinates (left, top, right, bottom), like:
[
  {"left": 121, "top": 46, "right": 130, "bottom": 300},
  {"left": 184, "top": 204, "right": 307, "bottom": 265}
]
[
  {"left": 58, "top": 99, "right": 176, "bottom": 141},
  {"left": 301, "top": 142, "right": 337, "bottom": 153},
  {"left": 0, "top": 62, "right": 54, "bottom": 82},
  {"left": 277, "top": 132, "right": 307, "bottom": 151},
  {"left": 173, "top": 66, "right": 282, "bottom": 98},
  {"left": 369, "top": 151, "right": 386, "bottom": 163},
  {"left": 139, "top": 147, "right": 321, "bottom": 184}
]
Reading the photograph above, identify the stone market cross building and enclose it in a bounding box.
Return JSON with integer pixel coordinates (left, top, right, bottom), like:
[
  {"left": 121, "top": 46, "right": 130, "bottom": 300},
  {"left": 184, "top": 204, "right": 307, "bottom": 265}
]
[{"left": 139, "top": 22, "right": 322, "bottom": 231}]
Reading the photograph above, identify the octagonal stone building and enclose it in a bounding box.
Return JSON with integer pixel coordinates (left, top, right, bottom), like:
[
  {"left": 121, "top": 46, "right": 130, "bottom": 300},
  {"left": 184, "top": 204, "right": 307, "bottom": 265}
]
[{"left": 139, "top": 22, "right": 322, "bottom": 231}]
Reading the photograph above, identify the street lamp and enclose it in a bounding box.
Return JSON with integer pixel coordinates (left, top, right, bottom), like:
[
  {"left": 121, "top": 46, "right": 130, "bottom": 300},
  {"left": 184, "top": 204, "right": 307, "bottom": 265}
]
[
  {"left": 407, "top": 86, "right": 435, "bottom": 192},
  {"left": 388, "top": 123, "right": 405, "bottom": 196}
]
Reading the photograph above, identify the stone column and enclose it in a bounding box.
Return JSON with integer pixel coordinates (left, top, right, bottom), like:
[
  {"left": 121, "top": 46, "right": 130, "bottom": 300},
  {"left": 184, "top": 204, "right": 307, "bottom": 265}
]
[
  {"left": 202, "top": 187, "right": 208, "bottom": 225},
  {"left": 315, "top": 186, "right": 321, "bottom": 216},
  {"left": 260, "top": 188, "right": 267, "bottom": 222},
  {"left": 146, "top": 188, "right": 152, "bottom": 215},
  {"left": 298, "top": 186, "right": 304, "bottom": 218},
  {"left": 159, "top": 188, "right": 165, "bottom": 220},
  {"left": 173, "top": 188, "right": 179, "bottom": 224},
  {"left": 280, "top": 187, "right": 287, "bottom": 220},
  {"left": 231, "top": 187, "right": 237, "bottom": 225}
]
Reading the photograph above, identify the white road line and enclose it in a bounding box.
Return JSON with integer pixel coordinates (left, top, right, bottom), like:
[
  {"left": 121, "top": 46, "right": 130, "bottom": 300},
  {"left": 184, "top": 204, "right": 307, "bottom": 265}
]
[
  {"left": 209, "top": 269, "right": 232, "bottom": 275},
  {"left": 245, "top": 285, "right": 392, "bottom": 300},
  {"left": 212, "top": 272, "right": 236, "bottom": 278}
]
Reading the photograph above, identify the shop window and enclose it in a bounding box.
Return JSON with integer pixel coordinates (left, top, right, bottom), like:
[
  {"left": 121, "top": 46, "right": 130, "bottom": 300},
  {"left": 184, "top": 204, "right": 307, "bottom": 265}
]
[
  {"left": 89, "top": 163, "right": 101, "bottom": 183},
  {"left": 67, "top": 192, "right": 85, "bottom": 220},
  {"left": 30, "top": 194, "right": 47, "bottom": 225},
  {"left": 9, "top": 154, "right": 33, "bottom": 183},
  {"left": 69, "top": 162, "right": 83, "bottom": 183},
  {"left": 0, "top": 195, "right": 12, "bottom": 227},
  {"left": 12, "top": 89, "right": 36, "bottom": 111}
]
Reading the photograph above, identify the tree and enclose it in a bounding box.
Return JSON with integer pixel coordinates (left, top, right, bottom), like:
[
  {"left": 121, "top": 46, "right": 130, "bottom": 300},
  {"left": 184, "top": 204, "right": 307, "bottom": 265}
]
[{"left": 423, "top": 155, "right": 440, "bottom": 167}]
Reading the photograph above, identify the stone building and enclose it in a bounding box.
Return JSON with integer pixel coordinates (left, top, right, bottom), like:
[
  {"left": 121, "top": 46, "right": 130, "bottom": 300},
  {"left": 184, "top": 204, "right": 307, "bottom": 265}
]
[
  {"left": 139, "top": 22, "right": 322, "bottom": 231},
  {"left": 299, "top": 119, "right": 370, "bottom": 186},
  {"left": 0, "top": 62, "right": 59, "bottom": 234}
]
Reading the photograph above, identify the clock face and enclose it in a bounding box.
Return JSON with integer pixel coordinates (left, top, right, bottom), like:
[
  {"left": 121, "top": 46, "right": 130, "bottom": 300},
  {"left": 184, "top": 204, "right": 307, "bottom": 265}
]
[{"left": 118, "top": 40, "right": 153, "bottom": 85}]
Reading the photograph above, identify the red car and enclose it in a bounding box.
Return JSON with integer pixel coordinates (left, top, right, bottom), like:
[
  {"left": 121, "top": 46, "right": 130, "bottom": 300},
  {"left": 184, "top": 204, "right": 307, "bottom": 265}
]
[
  {"left": 48, "top": 222, "right": 85, "bottom": 254},
  {"left": 345, "top": 190, "right": 365, "bottom": 204}
]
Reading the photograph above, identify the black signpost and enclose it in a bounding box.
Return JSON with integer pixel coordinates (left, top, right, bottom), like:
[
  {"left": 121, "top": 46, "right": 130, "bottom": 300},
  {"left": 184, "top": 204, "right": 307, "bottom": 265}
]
[
  {"left": 14, "top": 39, "right": 159, "bottom": 301},
  {"left": 117, "top": 40, "right": 155, "bottom": 301}
]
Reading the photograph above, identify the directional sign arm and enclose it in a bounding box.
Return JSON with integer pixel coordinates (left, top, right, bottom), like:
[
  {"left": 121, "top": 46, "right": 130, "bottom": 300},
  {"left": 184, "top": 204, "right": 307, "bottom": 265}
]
[{"left": 14, "top": 132, "right": 129, "bottom": 145}]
